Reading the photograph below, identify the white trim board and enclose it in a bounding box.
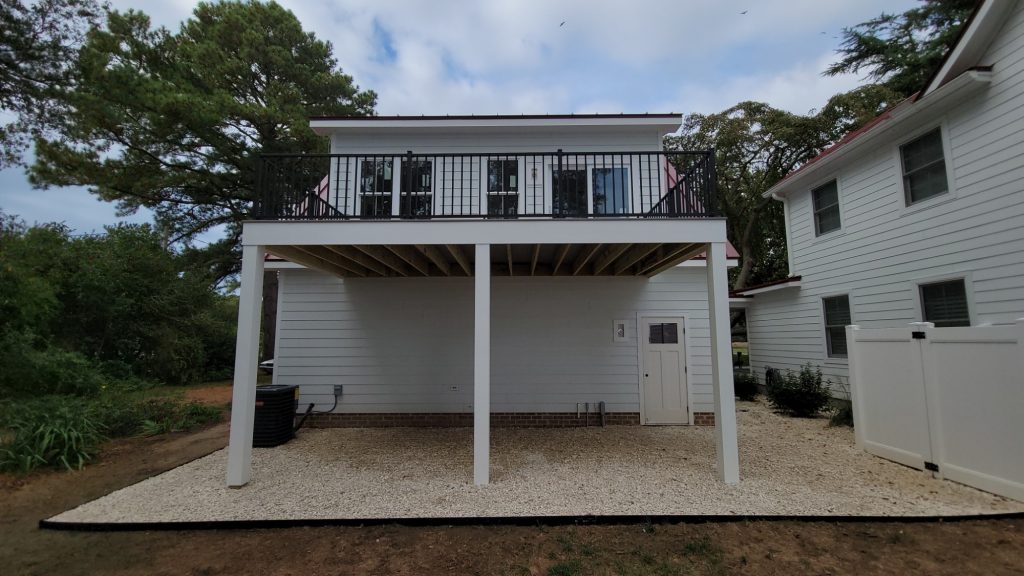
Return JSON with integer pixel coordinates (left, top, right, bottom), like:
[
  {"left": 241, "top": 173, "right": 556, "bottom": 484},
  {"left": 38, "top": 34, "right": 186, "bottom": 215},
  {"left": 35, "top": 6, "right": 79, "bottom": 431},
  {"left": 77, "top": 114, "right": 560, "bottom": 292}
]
[{"left": 243, "top": 218, "right": 728, "bottom": 247}]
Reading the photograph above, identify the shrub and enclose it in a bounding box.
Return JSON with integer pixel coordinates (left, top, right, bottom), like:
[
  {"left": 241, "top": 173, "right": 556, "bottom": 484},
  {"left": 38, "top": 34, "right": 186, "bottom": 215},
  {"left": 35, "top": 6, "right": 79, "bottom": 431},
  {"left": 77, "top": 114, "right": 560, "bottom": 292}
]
[
  {"left": 766, "top": 363, "right": 832, "bottom": 417},
  {"left": 733, "top": 370, "right": 760, "bottom": 401},
  {"left": 94, "top": 396, "right": 223, "bottom": 438},
  {"left": 0, "top": 396, "right": 106, "bottom": 473}
]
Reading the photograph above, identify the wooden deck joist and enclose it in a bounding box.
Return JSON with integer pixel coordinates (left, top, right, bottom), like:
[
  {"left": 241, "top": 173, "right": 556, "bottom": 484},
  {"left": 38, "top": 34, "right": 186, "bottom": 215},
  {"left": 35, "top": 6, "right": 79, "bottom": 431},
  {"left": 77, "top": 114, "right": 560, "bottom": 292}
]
[{"left": 269, "top": 242, "right": 710, "bottom": 278}]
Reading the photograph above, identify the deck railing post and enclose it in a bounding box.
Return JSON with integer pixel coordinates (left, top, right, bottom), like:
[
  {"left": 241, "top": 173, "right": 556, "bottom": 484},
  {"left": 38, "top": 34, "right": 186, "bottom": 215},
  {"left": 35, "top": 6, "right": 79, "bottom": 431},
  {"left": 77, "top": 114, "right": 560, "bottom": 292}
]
[{"left": 707, "top": 149, "right": 718, "bottom": 217}]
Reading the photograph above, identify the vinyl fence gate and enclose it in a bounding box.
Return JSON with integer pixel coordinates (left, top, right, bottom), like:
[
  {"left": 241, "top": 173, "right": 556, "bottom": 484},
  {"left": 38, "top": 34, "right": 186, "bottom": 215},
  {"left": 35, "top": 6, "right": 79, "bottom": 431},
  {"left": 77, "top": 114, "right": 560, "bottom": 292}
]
[{"left": 846, "top": 321, "right": 1024, "bottom": 502}]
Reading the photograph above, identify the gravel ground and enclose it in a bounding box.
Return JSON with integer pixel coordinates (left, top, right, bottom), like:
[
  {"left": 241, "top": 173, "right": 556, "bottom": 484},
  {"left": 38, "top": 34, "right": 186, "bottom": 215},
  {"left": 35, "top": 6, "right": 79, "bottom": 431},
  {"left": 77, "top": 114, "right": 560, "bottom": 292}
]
[{"left": 50, "top": 401, "right": 1024, "bottom": 523}]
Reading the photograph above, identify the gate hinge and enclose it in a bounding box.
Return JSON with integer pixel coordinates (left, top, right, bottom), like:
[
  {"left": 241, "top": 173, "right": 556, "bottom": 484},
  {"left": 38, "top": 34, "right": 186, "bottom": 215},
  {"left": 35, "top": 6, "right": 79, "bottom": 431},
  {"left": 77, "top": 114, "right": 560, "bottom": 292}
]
[
  {"left": 911, "top": 331, "right": 927, "bottom": 340},
  {"left": 924, "top": 461, "right": 939, "bottom": 472}
]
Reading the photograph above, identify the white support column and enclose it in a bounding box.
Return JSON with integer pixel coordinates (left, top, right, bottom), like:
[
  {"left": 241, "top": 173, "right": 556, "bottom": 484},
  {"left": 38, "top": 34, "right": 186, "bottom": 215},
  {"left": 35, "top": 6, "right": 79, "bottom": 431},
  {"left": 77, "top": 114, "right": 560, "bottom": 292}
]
[
  {"left": 706, "top": 242, "right": 740, "bottom": 484},
  {"left": 226, "top": 244, "right": 266, "bottom": 487},
  {"left": 474, "top": 243, "right": 491, "bottom": 485}
]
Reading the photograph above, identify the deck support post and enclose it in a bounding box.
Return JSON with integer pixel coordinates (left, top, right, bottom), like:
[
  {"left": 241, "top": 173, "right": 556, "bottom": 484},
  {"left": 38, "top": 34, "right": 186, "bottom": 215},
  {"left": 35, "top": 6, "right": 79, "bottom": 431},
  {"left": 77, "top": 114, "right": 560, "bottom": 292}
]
[
  {"left": 474, "top": 243, "right": 491, "bottom": 485},
  {"left": 226, "top": 244, "right": 266, "bottom": 487},
  {"left": 706, "top": 242, "right": 740, "bottom": 484}
]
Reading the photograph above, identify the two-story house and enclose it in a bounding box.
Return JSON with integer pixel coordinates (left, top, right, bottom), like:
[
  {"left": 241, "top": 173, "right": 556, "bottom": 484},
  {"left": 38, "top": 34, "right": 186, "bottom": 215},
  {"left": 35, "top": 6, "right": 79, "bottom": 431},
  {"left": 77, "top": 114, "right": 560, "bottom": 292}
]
[
  {"left": 226, "top": 114, "right": 741, "bottom": 488},
  {"left": 739, "top": 0, "right": 1024, "bottom": 390}
]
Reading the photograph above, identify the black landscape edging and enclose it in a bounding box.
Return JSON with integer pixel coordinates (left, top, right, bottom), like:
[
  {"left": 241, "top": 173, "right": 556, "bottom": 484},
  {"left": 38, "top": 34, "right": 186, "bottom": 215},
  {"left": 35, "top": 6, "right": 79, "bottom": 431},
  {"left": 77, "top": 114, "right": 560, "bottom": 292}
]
[{"left": 39, "top": 511, "right": 1024, "bottom": 532}]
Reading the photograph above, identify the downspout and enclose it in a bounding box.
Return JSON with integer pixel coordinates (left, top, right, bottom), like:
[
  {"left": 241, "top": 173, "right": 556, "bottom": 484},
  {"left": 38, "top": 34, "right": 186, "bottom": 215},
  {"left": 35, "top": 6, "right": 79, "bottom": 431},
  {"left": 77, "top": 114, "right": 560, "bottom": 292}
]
[{"left": 772, "top": 191, "right": 794, "bottom": 277}]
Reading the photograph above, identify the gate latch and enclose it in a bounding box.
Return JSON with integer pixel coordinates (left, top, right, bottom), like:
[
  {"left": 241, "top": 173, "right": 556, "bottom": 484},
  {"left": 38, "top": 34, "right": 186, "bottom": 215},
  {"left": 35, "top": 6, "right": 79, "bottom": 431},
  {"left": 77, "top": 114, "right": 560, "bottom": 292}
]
[{"left": 911, "top": 331, "right": 927, "bottom": 339}]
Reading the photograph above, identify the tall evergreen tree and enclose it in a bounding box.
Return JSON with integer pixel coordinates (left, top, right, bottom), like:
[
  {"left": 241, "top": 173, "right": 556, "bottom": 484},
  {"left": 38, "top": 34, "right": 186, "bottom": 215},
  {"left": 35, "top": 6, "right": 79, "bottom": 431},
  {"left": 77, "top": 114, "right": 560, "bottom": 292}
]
[
  {"left": 824, "top": 0, "right": 977, "bottom": 97},
  {"left": 30, "top": 1, "right": 376, "bottom": 282},
  {"left": 0, "top": 0, "right": 102, "bottom": 167}
]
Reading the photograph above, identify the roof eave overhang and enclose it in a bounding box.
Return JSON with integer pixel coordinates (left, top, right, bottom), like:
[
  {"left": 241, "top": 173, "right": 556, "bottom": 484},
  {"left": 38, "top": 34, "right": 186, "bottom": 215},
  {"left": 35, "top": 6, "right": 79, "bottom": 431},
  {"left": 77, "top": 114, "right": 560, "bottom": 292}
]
[
  {"left": 924, "top": 0, "right": 1015, "bottom": 96},
  {"left": 731, "top": 278, "right": 802, "bottom": 297},
  {"left": 764, "top": 69, "right": 993, "bottom": 201}
]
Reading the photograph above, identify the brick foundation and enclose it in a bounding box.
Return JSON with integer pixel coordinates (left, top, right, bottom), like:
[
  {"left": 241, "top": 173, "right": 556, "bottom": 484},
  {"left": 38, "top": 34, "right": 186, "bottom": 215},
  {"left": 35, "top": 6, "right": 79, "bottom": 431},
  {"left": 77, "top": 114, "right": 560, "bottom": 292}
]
[
  {"left": 692, "top": 412, "right": 715, "bottom": 426},
  {"left": 305, "top": 412, "right": 640, "bottom": 428},
  {"left": 305, "top": 411, "right": 716, "bottom": 428}
]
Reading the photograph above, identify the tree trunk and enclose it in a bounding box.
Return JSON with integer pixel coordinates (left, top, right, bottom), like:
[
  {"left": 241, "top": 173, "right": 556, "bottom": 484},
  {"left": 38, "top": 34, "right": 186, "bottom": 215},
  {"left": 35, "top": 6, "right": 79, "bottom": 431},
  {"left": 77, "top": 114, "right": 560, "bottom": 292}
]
[{"left": 261, "top": 271, "right": 278, "bottom": 361}]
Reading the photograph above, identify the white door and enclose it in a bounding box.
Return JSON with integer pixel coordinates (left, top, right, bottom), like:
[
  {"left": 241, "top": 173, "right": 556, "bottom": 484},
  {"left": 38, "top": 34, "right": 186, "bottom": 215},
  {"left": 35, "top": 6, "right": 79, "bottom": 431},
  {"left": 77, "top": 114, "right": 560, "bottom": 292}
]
[{"left": 641, "top": 317, "right": 689, "bottom": 425}]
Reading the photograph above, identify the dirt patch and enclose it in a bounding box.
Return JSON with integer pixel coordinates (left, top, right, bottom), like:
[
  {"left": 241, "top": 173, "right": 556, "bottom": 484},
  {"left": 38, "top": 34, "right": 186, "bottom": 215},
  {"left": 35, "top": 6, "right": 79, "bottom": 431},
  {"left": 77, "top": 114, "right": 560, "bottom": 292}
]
[
  {"left": 182, "top": 382, "right": 233, "bottom": 406},
  {"left": 2, "top": 416, "right": 1023, "bottom": 575}
]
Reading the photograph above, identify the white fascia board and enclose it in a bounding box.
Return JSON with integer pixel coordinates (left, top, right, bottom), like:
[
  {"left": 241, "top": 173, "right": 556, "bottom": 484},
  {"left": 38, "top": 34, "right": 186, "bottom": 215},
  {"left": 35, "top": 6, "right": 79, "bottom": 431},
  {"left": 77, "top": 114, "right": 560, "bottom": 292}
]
[
  {"left": 677, "top": 258, "right": 739, "bottom": 268},
  {"left": 264, "top": 261, "right": 305, "bottom": 270},
  {"left": 764, "top": 69, "right": 993, "bottom": 200},
  {"left": 311, "top": 117, "right": 681, "bottom": 135},
  {"left": 925, "top": 0, "right": 1014, "bottom": 95},
  {"left": 734, "top": 279, "right": 802, "bottom": 296},
  {"left": 729, "top": 297, "right": 751, "bottom": 308},
  {"left": 242, "top": 218, "right": 727, "bottom": 247}
]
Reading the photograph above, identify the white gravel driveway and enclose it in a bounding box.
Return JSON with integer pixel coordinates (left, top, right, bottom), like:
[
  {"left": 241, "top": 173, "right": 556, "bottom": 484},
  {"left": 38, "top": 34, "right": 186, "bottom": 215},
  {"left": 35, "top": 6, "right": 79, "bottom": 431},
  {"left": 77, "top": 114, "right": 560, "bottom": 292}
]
[{"left": 49, "top": 401, "right": 1024, "bottom": 524}]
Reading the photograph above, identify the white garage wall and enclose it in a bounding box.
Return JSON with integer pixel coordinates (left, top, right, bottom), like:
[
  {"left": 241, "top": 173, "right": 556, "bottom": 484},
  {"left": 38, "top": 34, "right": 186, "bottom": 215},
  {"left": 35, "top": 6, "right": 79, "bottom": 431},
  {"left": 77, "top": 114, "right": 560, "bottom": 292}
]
[{"left": 274, "top": 266, "right": 713, "bottom": 414}]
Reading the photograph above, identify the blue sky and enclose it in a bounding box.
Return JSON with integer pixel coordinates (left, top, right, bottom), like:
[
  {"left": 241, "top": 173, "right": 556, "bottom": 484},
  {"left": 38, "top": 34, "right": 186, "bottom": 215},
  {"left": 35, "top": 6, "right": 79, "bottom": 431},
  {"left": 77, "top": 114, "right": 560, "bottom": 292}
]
[{"left": 0, "top": 0, "right": 917, "bottom": 238}]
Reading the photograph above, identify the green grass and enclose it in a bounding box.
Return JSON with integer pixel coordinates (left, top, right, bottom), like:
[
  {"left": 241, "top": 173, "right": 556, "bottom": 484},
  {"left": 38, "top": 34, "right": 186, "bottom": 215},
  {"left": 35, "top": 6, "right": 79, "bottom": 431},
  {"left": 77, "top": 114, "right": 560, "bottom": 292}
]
[{"left": 546, "top": 559, "right": 582, "bottom": 576}]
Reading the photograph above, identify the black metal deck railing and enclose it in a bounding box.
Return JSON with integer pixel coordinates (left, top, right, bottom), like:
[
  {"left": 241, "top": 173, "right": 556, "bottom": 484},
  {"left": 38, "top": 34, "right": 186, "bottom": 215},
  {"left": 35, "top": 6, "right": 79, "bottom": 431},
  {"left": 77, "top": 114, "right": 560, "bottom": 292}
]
[{"left": 254, "top": 150, "right": 717, "bottom": 220}]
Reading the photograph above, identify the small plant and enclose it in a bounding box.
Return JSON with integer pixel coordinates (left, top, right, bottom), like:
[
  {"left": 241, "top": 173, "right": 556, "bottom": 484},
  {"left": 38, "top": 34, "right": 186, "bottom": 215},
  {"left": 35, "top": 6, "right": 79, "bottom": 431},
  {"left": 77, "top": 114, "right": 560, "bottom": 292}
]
[
  {"left": 733, "top": 369, "right": 760, "bottom": 401},
  {"left": 682, "top": 535, "right": 716, "bottom": 558},
  {"left": 829, "top": 378, "right": 854, "bottom": 427},
  {"left": 766, "top": 363, "right": 832, "bottom": 417},
  {"left": 0, "top": 396, "right": 106, "bottom": 473}
]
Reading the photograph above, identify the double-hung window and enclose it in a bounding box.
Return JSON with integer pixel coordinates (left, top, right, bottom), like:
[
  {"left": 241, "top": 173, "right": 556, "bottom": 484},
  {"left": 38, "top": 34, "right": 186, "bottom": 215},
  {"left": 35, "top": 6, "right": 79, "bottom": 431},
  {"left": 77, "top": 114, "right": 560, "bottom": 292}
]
[
  {"left": 812, "top": 180, "right": 841, "bottom": 235},
  {"left": 920, "top": 279, "right": 970, "bottom": 327},
  {"left": 823, "top": 295, "right": 851, "bottom": 358},
  {"left": 900, "top": 128, "right": 949, "bottom": 205}
]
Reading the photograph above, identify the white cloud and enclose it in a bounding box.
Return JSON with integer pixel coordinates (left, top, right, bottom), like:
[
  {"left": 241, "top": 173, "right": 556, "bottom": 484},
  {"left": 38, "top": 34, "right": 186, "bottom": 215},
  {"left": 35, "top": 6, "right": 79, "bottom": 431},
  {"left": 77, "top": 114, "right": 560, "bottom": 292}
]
[{"left": 664, "top": 52, "right": 868, "bottom": 116}]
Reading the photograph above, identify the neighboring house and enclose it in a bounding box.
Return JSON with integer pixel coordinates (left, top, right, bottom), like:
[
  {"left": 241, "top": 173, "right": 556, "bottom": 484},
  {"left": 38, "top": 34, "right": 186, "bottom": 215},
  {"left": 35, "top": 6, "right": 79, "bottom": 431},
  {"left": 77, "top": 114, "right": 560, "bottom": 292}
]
[
  {"left": 227, "top": 113, "right": 741, "bottom": 488},
  {"left": 738, "top": 0, "right": 1024, "bottom": 390}
]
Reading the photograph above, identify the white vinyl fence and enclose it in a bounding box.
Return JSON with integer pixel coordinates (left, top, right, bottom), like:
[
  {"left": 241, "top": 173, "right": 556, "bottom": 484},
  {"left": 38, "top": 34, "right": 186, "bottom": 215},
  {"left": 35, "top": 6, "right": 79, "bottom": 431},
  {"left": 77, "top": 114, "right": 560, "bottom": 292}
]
[{"left": 846, "top": 320, "right": 1024, "bottom": 502}]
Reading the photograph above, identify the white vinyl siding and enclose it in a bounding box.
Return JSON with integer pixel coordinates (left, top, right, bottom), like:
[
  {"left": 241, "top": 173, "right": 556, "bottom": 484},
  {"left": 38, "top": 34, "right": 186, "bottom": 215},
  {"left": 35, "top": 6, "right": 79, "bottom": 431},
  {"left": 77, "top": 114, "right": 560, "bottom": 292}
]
[
  {"left": 275, "top": 267, "right": 714, "bottom": 415},
  {"left": 747, "top": 1, "right": 1024, "bottom": 388}
]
